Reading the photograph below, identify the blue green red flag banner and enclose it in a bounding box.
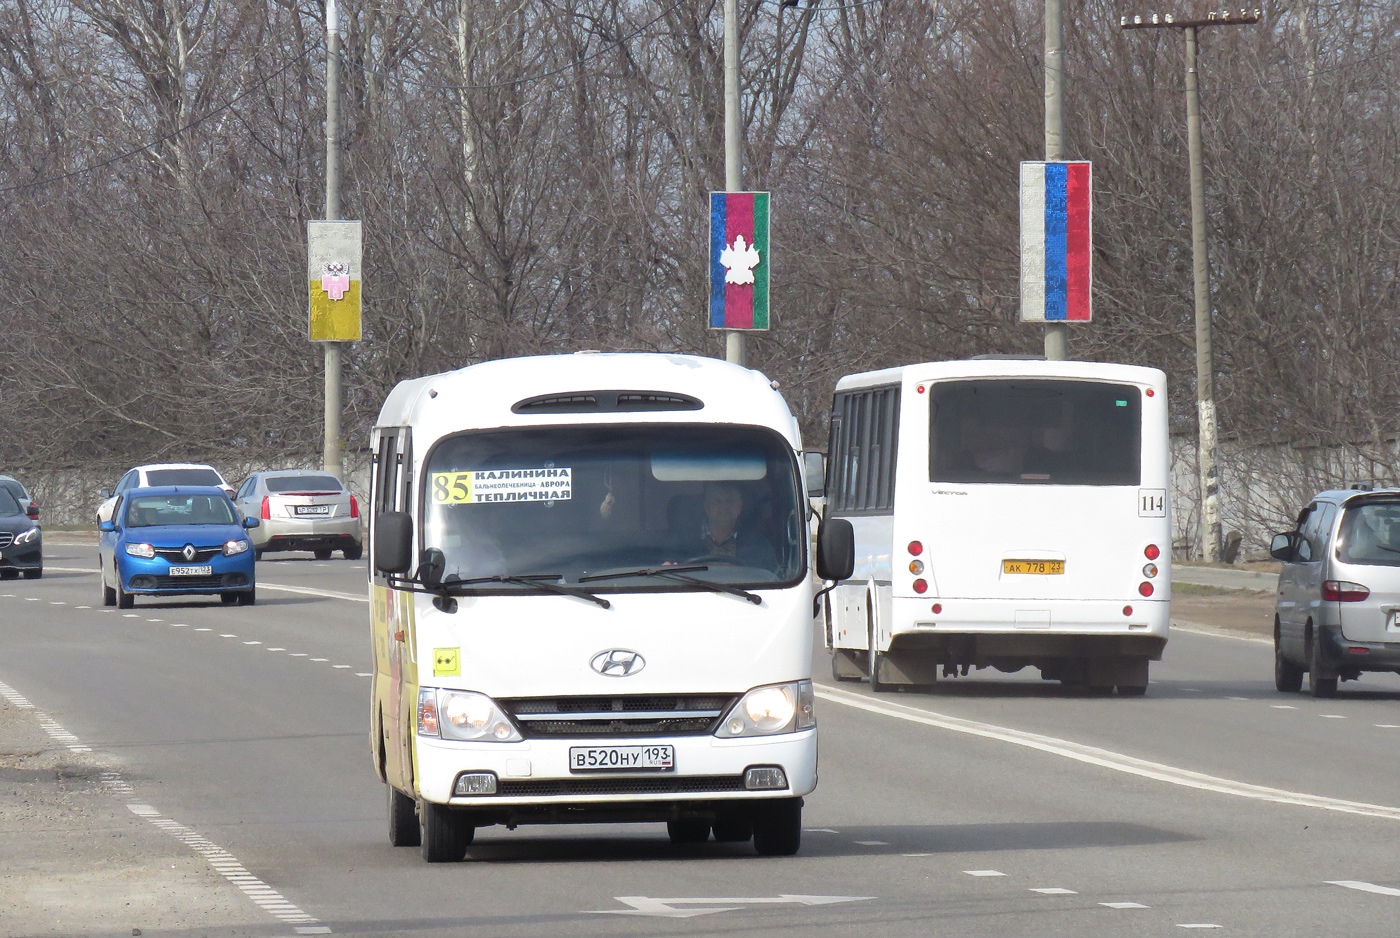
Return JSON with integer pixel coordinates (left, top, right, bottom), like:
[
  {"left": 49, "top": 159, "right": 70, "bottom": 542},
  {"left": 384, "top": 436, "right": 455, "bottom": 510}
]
[
  {"left": 710, "top": 192, "right": 770, "bottom": 330},
  {"left": 1019, "top": 161, "right": 1091, "bottom": 323}
]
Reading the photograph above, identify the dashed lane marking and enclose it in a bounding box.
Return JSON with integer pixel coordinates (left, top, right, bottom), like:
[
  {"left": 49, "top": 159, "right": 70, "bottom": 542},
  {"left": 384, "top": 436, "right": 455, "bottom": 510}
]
[
  {"left": 964, "top": 870, "right": 1005, "bottom": 877},
  {"left": 817, "top": 685, "right": 1400, "bottom": 821},
  {"left": 1102, "top": 902, "right": 1150, "bottom": 909},
  {"left": 1030, "top": 888, "right": 1077, "bottom": 895}
]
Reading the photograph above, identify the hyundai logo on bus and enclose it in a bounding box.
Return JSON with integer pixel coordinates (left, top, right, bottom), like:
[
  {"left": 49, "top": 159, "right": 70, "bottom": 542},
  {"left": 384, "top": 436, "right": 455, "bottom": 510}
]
[{"left": 591, "top": 649, "right": 646, "bottom": 677}]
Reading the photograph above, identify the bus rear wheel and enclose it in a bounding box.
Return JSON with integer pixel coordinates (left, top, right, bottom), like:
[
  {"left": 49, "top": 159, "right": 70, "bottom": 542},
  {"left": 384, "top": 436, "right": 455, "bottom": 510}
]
[
  {"left": 867, "top": 607, "right": 891, "bottom": 693},
  {"left": 753, "top": 798, "right": 802, "bottom": 856},
  {"left": 420, "top": 802, "right": 473, "bottom": 862}
]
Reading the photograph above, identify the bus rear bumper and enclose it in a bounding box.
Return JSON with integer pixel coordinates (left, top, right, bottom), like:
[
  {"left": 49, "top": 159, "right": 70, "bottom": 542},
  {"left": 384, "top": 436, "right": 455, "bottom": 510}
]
[{"left": 413, "top": 729, "right": 818, "bottom": 816}]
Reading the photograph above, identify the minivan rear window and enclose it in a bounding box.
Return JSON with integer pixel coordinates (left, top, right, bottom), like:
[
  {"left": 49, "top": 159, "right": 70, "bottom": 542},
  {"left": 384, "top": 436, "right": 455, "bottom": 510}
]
[
  {"left": 266, "top": 475, "right": 342, "bottom": 494},
  {"left": 929, "top": 379, "right": 1141, "bottom": 485},
  {"left": 1337, "top": 501, "right": 1400, "bottom": 566}
]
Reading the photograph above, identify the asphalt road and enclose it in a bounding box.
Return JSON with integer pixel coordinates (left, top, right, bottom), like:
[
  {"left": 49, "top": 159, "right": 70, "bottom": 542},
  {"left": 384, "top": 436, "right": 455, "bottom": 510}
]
[{"left": 5, "top": 549, "right": 1400, "bottom": 938}]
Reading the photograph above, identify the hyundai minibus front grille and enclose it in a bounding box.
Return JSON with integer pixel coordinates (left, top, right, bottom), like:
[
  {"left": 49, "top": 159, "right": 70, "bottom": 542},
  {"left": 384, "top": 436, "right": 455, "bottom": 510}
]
[
  {"left": 497, "top": 775, "right": 746, "bottom": 797},
  {"left": 500, "top": 695, "right": 735, "bottom": 738}
]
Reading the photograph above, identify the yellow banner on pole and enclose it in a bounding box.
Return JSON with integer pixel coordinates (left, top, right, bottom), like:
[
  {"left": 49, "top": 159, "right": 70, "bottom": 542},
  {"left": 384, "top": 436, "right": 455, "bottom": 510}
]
[{"left": 308, "top": 220, "right": 362, "bottom": 341}]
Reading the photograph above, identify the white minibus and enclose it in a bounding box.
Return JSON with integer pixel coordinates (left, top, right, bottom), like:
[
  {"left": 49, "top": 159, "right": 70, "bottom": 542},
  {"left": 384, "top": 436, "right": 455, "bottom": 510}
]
[
  {"left": 820, "top": 358, "right": 1170, "bottom": 695},
  {"left": 368, "top": 353, "right": 849, "bottom": 861}
]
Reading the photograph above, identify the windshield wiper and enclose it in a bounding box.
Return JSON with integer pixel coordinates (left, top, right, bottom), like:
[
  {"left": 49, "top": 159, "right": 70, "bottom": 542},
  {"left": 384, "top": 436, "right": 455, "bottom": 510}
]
[
  {"left": 443, "top": 573, "right": 610, "bottom": 609},
  {"left": 579, "top": 566, "right": 762, "bottom": 605}
]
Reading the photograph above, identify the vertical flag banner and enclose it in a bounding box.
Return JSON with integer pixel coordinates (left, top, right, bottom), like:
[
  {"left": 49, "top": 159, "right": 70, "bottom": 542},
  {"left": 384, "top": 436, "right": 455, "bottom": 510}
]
[
  {"left": 308, "top": 220, "right": 363, "bottom": 341},
  {"left": 1020, "top": 161, "right": 1091, "bottom": 323},
  {"left": 710, "top": 192, "right": 770, "bottom": 330}
]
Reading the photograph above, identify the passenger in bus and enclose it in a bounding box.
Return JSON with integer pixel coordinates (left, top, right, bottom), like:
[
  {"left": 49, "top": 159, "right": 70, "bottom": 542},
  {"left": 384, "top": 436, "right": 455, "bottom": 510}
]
[{"left": 682, "top": 481, "right": 777, "bottom": 570}]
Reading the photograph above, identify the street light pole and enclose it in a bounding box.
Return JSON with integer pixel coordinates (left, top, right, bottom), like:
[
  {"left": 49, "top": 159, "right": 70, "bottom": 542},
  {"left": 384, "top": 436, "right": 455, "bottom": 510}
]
[
  {"left": 1043, "top": 0, "right": 1067, "bottom": 361},
  {"left": 723, "top": 0, "right": 745, "bottom": 367},
  {"left": 1122, "top": 9, "right": 1259, "bottom": 563},
  {"left": 323, "top": 0, "right": 343, "bottom": 479}
]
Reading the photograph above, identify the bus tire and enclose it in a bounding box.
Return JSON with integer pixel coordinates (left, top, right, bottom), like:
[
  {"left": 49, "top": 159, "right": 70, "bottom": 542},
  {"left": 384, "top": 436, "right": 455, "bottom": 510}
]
[
  {"left": 387, "top": 785, "right": 420, "bottom": 847},
  {"left": 867, "top": 605, "right": 890, "bottom": 693},
  {"left": 667, "top": 819, "right": 710, "bottom": 844},
  {"left": 752, "top": 798, "right": 802, "bottom": 856},
  {"left": 712, "top": 814, "right": 753, "bottom": 842},
  {"left": 1116, "top": 684, "right": 1148, "bottom": 697},
  {"left": 420, "top": 802, "right": 473, "bottom": 862}
]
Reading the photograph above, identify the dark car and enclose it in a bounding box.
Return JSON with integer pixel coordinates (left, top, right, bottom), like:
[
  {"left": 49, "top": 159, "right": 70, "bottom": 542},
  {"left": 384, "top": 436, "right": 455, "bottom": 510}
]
[{"left": 0, "top": 485, "right": 42, "bottom": 579}]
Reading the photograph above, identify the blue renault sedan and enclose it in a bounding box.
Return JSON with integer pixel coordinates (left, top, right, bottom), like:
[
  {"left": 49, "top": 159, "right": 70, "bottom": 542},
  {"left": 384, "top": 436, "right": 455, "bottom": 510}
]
[{"left": 98, "top": 485, "right": 259, "bottom": 608}]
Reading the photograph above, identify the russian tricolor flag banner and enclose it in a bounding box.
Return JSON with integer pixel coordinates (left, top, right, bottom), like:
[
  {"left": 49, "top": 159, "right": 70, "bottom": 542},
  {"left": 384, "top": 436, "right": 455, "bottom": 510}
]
[
  {"left": 710, "top": 191, "right": 770, "bottom": 331},
  {"left": 1020, "top": 161, "right": 1092, "bottom": 322}
]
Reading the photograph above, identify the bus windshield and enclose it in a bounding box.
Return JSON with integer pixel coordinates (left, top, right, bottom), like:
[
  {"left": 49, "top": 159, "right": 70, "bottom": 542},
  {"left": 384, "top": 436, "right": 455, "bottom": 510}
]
[
  {"left": 929, "top": 379, "right": 1141, "bottom": 485},
  {"left": 422, "top": 425, "right": 804, "bottom": 589}
]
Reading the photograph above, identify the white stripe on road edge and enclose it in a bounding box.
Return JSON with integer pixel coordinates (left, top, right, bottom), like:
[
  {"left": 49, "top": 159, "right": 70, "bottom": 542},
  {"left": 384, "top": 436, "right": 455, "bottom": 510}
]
[
  {"left": 45, "top": 567, "right": 368, "bottom": 604},
  {"left": 816, "top": 685, "right": 1400, "bottom": 821},
  {"left": 1171, "top": 620, "right": 1272, "bottom": 646},
  {"left": 0, "top": 678, "right": 326, "bottom": 929},
  {"left": 1327, "top": 880, "right": 1400, "bottom": 898}
]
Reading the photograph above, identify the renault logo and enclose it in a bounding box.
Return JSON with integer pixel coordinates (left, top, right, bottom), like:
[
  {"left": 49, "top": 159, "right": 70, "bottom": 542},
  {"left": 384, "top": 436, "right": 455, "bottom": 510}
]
[
  {"left": 590, "top": 649, "right": 645, "bottom": 677},
  {"left": 182, "top": 544, "right": 197, "bottom": 562}
]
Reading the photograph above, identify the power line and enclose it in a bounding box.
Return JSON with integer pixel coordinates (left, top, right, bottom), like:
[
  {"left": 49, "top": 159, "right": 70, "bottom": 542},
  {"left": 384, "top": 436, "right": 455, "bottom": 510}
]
[{"left": 0, "top": 40, "right": 322, "bottom": 195}]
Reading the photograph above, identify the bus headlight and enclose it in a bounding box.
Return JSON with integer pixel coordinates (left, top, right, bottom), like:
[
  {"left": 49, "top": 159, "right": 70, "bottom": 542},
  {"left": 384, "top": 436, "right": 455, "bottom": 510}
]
[
  {"left": 715, "top": 680, "right": 815, "bottom": 738},
  {"left": 419, "top": 689, "right": 522, "bottom": 742}
]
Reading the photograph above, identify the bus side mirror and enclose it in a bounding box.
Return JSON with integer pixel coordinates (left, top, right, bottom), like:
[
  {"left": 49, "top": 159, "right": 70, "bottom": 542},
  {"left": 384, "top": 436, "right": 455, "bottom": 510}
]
[
  {"left": 816, "top": 518, "right": 855, "bottom": 581},
  {"left": 802, "top": 451, "right": 826, "bottom": 499},
  {"left": 375, "top": 511, "right": 414, "bottom": 574},
  {"left": 418, "top": 548, "right": 446, "bottom": 591}
]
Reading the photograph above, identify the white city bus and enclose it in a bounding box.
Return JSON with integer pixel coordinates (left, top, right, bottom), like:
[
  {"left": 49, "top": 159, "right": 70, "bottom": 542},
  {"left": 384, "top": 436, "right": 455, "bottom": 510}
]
[
  {"left": 368, "top": 353, "right": 841, "bottom": 861},
  {"left": 821, "top": 358, "right": 1170, "bottom": 695}
]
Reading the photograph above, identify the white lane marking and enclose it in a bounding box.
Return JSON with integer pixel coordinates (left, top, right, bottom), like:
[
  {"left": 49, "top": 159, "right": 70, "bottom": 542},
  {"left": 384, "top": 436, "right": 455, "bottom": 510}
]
[
  {"left": 195, "top": 628, "right": 211, "bottom": 632},
  {"left": 244, "top": 641, "right": 262, "bottom": 645},
  {"left": 355, "top": 672, "right": 371, "bottom": 677},
  {"left": 903, "top": 853, "right": 933, "bottom": 857},
  {"left": 259, "top": 582, "right": 368, "bottom": 603},
  {"left": 1271, "top": 705, "right": 1298, "bottom": 709},
  {"left": 964, "top": 870, "right": 1005, "bottom": 877},
  {"left": 50, "top": 601, "right": 66, "bottom": 605},
  {"left": 333, "top": 664, "right": 351, "bottom": 669},
  {"left": 123, "top": 613, "right": 139, "bottom": 617},
  {"left": 1224, "top": 696, "right": 1247, "bottom": 700},
  {"left": 1375, "top": 724, "right": 1400, "bottom": 729},
  {"left": 0, "top": 677, "right": 327, "bottom": 929},
  {"left": 855, "top": 840, "right": 888, "bottom": 845},
  {"left": 589, "top": 895, "right": 876, "bottom": 918},
  {"left": 219, "top": 634, "right": 237, "bottom": 638},
  {"left": 74, "top": 605, "right": 89, "bottom": 609},
  {"left": 1030, "top": 887, "right": 1077, "bottom": 895},
  {"left": 1182, "top": 688, "right": 1202, "bottom": 693},
  {"left": 310, "top": 658, "right": 328, "bottom": 662},
  {"left": 1320, "top": 714, "right": 1346, "bottom": 719},
  {"left": 1177, "top": 924, "right": 1223, "bottom": 929},
  {"left": 1327, "top": 880, "right": 1400, "bottom": 897},
  {"left": 1171, "top": 623, "right": 1271, "bottom": 646},
  {"left": 805, "top": 828, "right": 839, "bottom": 833},
  {"left": 268, "top": 647, "right": 286, "bottom": 652},
  {"left": 147, "top": 618, "right": 162, "bottom": 622},
  {"left": 817, "top": 685, "right": 1400, "bottom": 821},
  {"left": 1102, "top": 902, "right": 1150, "bottom": 909},
  {"left": 172, "top": 623, "right": 188, "bottom": 627},
  {"left": 25, "top": 597, "right": 40, "bottom": 602},
  {"left": 290, "top": 653, "right": 308, "bottom": 657}
]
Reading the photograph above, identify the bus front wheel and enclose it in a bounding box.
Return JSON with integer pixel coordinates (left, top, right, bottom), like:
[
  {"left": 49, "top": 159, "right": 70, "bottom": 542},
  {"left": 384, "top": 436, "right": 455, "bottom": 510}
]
[
  {"left": 753, "top": 798, "right": 802, "bottom": 856},
  {"left": 420, "top": 802, "right": 474, "bottom": 862}
]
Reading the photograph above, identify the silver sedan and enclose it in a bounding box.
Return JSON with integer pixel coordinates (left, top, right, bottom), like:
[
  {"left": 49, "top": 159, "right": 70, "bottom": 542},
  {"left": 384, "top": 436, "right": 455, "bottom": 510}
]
[{"left": 232, "top": 470, "right": 363, "bottom": 561}]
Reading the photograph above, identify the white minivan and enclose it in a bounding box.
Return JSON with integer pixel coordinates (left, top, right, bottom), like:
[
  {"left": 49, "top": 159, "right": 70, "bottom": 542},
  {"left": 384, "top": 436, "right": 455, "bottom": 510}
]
[{"left": 367, "top": 353, "right": 852, "bottom": 861}]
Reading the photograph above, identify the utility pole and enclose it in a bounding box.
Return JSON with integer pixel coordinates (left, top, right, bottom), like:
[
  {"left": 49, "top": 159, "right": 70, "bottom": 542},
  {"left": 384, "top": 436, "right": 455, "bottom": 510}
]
[
  {"left": 722, "top": 0, "right": 745, "bottom": 367},
  {"left": 1122, "top": 9, "right": 1259, "bottom": 563},
  {"left": 1043, "top": 0, "right": 1067, "bottom": 361},
  {"left": 323, "top": 0, "right": 343, "bottom": 479}
]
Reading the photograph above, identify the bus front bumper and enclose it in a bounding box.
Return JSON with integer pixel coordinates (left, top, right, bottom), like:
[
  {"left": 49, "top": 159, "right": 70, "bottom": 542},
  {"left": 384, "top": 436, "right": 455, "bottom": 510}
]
[{"left": 414, "top": 728, "right": 817, "bottom": 811}]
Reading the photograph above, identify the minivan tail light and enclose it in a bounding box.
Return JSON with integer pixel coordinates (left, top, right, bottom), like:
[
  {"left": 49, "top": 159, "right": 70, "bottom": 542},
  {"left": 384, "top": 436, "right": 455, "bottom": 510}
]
[
  {"left": 1322, "top": 580, "right": 1370, "bottom": 602},
  {"left": 260, "top": 496, "right": 271, "bottom": 520},
  {"left": 350, "top": 495, "right": 359, "bottom": 518}
]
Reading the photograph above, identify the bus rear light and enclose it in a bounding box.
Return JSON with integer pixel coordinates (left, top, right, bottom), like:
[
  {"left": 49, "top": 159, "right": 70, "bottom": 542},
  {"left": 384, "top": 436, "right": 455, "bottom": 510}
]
[
  {"left": 916, "top": 385, "right": 926, "bottom": 394},
  {"left": 1123, "top": 605, "right": 1133, "bottom": 616},
  {"left": 909, "top": 560, "right": 924, "bottom": 574},
  {"left": 1144, "top": 544, "right": 1160, "bottom": 561},
  {"left": 912, "top": 578, "right": 928, "bottom": 594},
  {"left": 1143, "top": 563, "right": 1158, "bottom": 578},
  {"left": 1322, "top": 580, "right": 1370, "bottom": 602},
  {"left": 260, "top": 496, "right": 271, "bottom": 520},
  {"left": 1138, "top": 581, "right": 1154, "bottom": 597},
  {"left": 908, "top": 540, "right": 923, "bottom": 556},
  {"left": 931, "top": 603, "right": 942, "bottom": 614},
  {"left": 1146, "top": 389, "right": 1156, "bottom": 397}
]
